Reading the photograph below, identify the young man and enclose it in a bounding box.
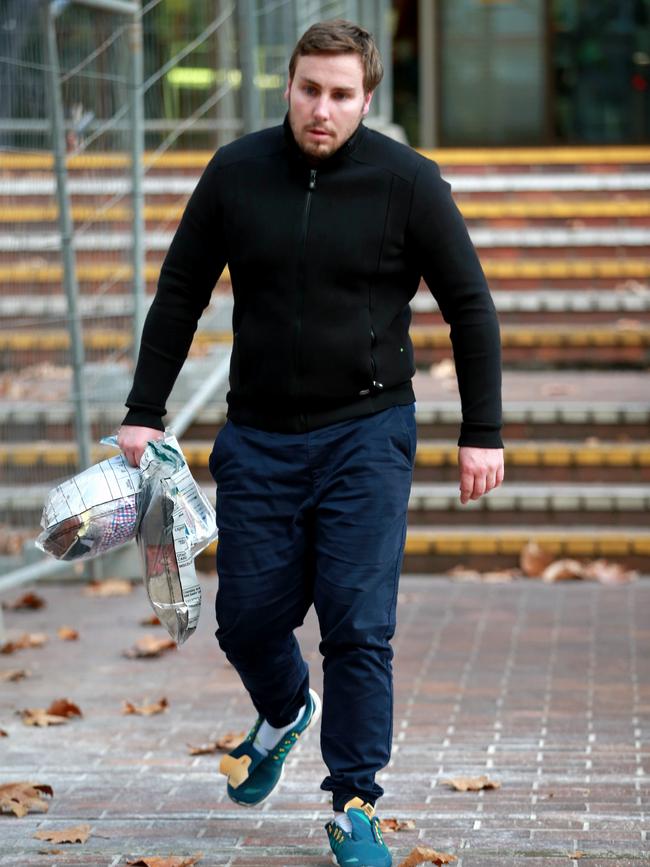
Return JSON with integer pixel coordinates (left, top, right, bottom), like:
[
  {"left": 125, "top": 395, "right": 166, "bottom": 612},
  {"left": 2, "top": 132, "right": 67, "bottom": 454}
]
[{"left": 118, "top": 19, "right": 504, "bottom": 867}]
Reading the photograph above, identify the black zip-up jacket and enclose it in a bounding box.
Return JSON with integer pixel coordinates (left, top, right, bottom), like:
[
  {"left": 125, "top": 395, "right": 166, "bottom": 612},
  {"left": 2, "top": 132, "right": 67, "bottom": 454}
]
[{"left": 124, "top": 117, "right": 503, "bottom": 448}]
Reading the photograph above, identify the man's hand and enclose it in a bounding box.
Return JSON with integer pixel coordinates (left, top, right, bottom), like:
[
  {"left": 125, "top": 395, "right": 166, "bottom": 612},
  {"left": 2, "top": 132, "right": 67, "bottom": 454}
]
[
  {"left": 458, "top": 446, "right": 504, "bottom": 504},
  {"left": 117, "top": 424, "right": 164, "bottom": 468}
]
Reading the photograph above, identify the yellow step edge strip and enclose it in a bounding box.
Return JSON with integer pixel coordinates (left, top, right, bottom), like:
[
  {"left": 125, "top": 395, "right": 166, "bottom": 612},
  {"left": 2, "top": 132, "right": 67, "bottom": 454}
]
[
  {"left": 0, "top": 263, "right": 231, "bottom": 283},
  {"left": 3, "top": 442, "right": 649, "bottom": 467},
  {"left": 2, "top": 146, "right": 650, "bottom": 171},
  {"left": 199, "top": 532, "right": 650, "bottom": 558},
  {"left": 402, "top": 531, "right": 650, "bottom": 557},
  {"left": 0, "top": 260, "right": 647, "bottom": 284},
  {"left": 421, "top": 147, "right": 650, "bottom": 165},
  {"left": 1, "top": 326, "right": 649, "bottom": 352},
  {"left": 2, "top": 200, "right": 650, "bottom": 222},
  {"left": 457, "top": 201, "right": 650, "bottom": 219},
  {"left": 409, "top": 327, "right": 650, "bottom": 348}
]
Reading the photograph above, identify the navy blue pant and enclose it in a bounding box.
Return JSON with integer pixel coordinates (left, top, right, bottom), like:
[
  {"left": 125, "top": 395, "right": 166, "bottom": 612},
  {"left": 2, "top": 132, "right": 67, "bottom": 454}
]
[{"left": 209, "top": 404, "right": 416, "bottom": 811}]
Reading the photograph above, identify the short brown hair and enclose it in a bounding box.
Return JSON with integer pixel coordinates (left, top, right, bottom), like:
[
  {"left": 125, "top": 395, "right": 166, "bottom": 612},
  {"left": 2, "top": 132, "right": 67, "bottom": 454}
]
[{"left": 288, "top": 19, "right": 384, "bottom": 93}]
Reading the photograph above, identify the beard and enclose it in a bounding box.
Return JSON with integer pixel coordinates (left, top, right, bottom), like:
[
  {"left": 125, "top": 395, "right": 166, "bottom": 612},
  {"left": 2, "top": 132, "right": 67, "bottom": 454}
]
[{"left": 287, "top": 100, "right": 365, "bottom": 162}]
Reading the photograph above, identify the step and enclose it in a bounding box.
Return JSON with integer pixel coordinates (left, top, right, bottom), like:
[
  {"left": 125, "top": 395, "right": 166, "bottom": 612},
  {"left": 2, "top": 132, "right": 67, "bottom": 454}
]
[
  {"left": 1, "top": 440, "right": 647, "bottom": 485},
  {"left": 405, "top": 482, "right": 650, "bottom": 526},
  {"left": 3, "top": 225, "right": 649, "bottom": 254},
  {"left": 3, "top": 287, "right": 649, "bottom": 321},
  {"left": 2, "top": 146, "right": 649, "bottom": 173},
  {"left": 0, "top": 395, "right": 647, "bottom": 443},
  {"left": 3, "top": 198, "right": 650, "bottom": 225},
  {"left": 194, "top": 526, "right": 650, "bottom": 573},
  {"left": 3, "top": 481, "right": 648, "bottom": 527},
  {"left": 398, "top": 526, "right": 650, "bottom": 572},
  {"left": 2, "top": 323, "right": 648, "bottom": 354},
  {"left": 3, "top": 171, "right": 650, "bottom": 199},
  {"left": 0, "top": 259, "right": 647, "bottom": 292}
]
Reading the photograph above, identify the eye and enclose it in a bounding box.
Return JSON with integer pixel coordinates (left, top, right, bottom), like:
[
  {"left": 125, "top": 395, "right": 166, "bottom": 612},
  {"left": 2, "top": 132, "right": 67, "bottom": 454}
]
[
  {"left": 303, "top": 85, "right": 318, "bottom": 96},
  {"left": 333, "top": 92, "right": 349, "bottom": 100}
]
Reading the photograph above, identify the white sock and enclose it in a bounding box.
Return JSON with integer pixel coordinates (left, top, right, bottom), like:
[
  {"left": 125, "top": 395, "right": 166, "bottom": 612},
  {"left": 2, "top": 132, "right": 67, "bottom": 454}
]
[
  {"left": 334, "top": 811, "right": 353, "bottom": 833},
  {"left": 252, "top": 705, "right": 305, "bottom": 756}
]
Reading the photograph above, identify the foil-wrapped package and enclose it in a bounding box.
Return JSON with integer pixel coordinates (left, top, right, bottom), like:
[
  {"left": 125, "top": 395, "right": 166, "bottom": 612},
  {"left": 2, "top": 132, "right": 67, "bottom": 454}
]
[
  {"left": 36, "top": 434, "right": 217, "bottom": 645},
  {"left": 36, "top": 451, "right": 141, "bottom": 561},
  {"left": 136, "top": 438, "right": 217, "bottom": 644}
]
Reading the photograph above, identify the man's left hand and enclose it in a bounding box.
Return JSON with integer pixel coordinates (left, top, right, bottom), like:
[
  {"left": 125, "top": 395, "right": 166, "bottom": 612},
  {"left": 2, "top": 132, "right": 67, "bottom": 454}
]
[{"left": 458, "top": 447, "right": 504, "bottom": 504}]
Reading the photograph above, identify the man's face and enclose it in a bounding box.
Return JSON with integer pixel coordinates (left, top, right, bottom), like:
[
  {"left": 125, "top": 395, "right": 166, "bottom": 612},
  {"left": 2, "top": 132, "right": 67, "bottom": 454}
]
[{"left": 284, "top": 53, "right": 373, "bottom": 161}]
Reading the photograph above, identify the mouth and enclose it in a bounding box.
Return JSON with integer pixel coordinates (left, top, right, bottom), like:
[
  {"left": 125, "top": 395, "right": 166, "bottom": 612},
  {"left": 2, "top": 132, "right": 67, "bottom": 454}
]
[{"left": 306, "top": 128, "right": 332, "bottom": 138}]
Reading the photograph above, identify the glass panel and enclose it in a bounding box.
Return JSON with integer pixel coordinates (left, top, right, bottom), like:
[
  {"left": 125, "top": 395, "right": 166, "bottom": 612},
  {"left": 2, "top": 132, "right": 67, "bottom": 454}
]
[
  {"left": 440, "top": 0, "right": 546, "bottom": 145},
  {"left": 552, "top": 0, "right": 650, "bottom": 143}
]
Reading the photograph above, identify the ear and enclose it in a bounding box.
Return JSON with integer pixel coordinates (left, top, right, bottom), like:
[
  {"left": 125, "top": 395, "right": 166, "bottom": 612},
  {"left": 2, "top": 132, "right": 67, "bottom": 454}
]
[
  {"left": 283, "top": 77, "right": 292, "bottom": 102},
  {"left": 361, "top": 89, "right": 374, "bottom": 117}
]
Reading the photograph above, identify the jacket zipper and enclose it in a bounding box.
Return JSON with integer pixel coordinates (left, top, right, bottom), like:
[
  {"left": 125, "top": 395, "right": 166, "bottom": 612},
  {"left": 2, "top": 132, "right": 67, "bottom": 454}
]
[{"left": 293, "top": 168, "right": 317, "bottom": 428}]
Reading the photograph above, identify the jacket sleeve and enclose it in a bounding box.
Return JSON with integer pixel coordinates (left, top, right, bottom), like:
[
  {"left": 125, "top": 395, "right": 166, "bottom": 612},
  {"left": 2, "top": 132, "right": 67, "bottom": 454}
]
[
  {"left": 406, "top": 157, "right": 503, "bottom": 449},
  {"left": 122, "top": 152, "right": 227, "bottom": 430}
]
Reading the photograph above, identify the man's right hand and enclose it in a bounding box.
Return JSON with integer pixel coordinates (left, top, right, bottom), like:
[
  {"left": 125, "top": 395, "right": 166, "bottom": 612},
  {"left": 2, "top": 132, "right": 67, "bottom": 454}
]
[{"left": 117, "top": 424, "right": 164, "bottom": 468}]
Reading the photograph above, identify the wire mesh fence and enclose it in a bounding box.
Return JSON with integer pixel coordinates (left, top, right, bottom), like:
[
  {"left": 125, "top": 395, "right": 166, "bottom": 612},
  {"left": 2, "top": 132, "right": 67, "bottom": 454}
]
[{"left": 0, "top": 0, "right": 392, "bottom": 562}]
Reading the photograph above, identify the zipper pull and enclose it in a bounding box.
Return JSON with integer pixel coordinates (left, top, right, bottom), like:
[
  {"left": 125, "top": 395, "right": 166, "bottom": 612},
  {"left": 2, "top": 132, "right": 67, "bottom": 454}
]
[{"left": 309, "top": 169, "right": 317, "bottom": 190}]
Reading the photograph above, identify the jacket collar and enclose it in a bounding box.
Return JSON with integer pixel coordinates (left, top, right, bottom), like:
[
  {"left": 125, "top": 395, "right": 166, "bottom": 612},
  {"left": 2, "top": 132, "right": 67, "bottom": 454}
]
[{"left": 282, "top": 113, "right": 366, "bottom": 169}]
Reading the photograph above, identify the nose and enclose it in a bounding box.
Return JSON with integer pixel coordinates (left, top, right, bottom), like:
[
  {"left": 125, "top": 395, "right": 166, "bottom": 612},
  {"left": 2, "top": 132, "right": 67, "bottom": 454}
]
[{"left": 313, "top": 96, "right": 330, "bottom": 121}]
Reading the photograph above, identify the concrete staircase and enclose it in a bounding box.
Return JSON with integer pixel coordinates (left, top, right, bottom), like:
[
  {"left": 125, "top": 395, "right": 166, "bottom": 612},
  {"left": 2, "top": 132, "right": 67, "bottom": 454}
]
[{"left": 0, "top": 146, "right": 648, "bottom": 573}]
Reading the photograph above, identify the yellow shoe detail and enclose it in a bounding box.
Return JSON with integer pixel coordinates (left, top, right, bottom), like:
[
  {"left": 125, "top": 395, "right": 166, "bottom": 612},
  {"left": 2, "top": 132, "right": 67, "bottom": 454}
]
[
  {"left": 219, "top": 753, "right": 252, "bottom": 788},
  {"left": 343, "top": 796, "right": 375, "bottom": 819}
]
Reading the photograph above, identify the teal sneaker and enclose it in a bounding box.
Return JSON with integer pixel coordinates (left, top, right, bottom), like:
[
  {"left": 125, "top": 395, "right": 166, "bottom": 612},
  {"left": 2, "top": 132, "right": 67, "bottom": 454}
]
[
  {"left": 326, "top": 797, "right": 392, "bottom": 867},
  {"left": 219, "top": 688, "right": 321, "bottom": 806}
]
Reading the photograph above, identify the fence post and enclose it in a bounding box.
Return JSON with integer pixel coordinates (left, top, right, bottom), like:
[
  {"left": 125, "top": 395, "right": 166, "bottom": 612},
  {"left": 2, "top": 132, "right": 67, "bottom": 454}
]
[
  {"left": 128, "top": 3, "right": 146, "bottom": 350},
  {"left": 237, "top": 0, "right": 260, "bottom": 134},
  {"left": 44, "top": 1, "right": 92, "bottom": 472}
]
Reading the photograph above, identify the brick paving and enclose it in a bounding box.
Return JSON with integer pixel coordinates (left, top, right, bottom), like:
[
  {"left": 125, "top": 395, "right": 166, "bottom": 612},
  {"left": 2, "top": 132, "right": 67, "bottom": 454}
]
[{"left": 1, "top": 575, "right": 648, "bottom": 866}]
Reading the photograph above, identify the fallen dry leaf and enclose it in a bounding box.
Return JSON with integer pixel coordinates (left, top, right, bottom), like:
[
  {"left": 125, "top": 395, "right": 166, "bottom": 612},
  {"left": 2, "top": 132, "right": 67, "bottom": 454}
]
[
  {"left": 398, "top": 846, "right": 457, "bottom": 866},
  {"left": 0, "top": 729, "right": 8, "bottom": 737},
  {"left": 57, "top": 626, "right": 79, "bottom": 641},
  {"left": 122, "top": 697, "right": 168, "bottom": 716},
  {"left": 187, "top": 731, "right": 245, "bottom": 755},
  {"left": 139, "top": 614, "right": 161, "bottom": 627},
  {"left": 379, "top": 817, "right": 416, "bottom": 833},
  {"left": 541, "top": 559, "right": 585, "bottom": 582},
  {"left": 0, "top": 668, "right": 30, "bottom": 682},
  {"left": 215, "top": 731, "right": 245, "bottom": 751},
  {"left": 1, "top": 632, "right": 48, "bottom": 654},
  {"left": 569, "top": 854, "right": 584, "bottom": 860},
  {"left": 20, "top": 709, "right": 69, "bottom": 727},
  {"left": 482, "top": 569, "right": 519, "bottom": 583},
  {"left": 84, "top": 578, "right": 133, "bottom": 597},
  {"left": 3, "top": 592, "right": 46, "bottom": 611},
  {"left": 581, "top": 559, "right": 638, "bottom": 585},
  {"left": 47, "top": 699, "right": 82, "bottom": 719},
  {"left": 124, "top": 635, "right": 176, "bottom": 658},
  {"left": 441, "top": 775, "right": 501, "bottom": 792},
  {"left": 520, "top": 541, "right": 554, "bottom": 577},
  {"left": 0, "top": 782, "right": 53, "bottom": 817},
  {"left": 447, "top": 566, "right": 482, "bottom": 582},
  {"left": 33, "top": 823, "right": 91, "bottom": 844},
  {"left": 126, "top": 853, "right": 203, "bottom": 867}
]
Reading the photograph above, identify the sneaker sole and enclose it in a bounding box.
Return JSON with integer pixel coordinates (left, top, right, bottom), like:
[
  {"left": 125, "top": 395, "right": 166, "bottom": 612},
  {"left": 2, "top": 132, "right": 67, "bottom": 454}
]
[{"left": 228, "top": 688, "right": 322, "bottom": 808}]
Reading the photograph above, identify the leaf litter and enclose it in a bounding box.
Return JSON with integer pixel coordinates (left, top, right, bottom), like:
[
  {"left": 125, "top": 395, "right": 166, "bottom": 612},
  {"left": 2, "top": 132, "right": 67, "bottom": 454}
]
[
  {"left": 1, "top": 633, "right": 48, "bottom": 654},
  {"left": 33, "top": 824, "right": 91, "bottom": 844},
  {"left": 0, "top": 782, "right": 53, "bottom": 817},
  {"left": 187, "top": 731, "right": 245, "bottom": 755},
  {"left": 124, "top": 635, "right": 176, "bottom": 658},
  {"left": 122, "top": 697, "right": 168, "bottom": 716}
]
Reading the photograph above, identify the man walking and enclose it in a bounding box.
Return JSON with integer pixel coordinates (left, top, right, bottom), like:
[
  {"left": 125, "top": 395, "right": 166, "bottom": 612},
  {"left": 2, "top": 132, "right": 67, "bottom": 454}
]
[{"left": 118, "top": 19, "right": 504, "bottom": 867}]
